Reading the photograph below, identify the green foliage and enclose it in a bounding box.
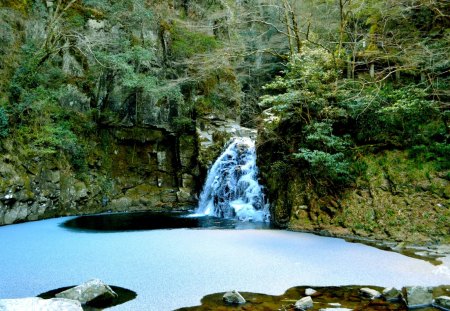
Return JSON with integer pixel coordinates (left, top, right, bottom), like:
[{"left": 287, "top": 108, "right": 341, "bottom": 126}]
[
  {"left": 170, "top": 24, "right": 219, "bottom": 59},
  {"left": 260, "top": 45, "right": 338, "bottom": 112},
  {"left": 409, "top": 143, "right": 450, "bottom": 171},
  {"left": 293, "top": 121, "right": 353, "bottom": 185},
  {"left": 346, "top": 84, "right": 442, "bottom": 146},
  {"left": 260, "top": 45, "right": 353, "bottom": 188},
  {"left": 302, "top": 121, "right": 349, "bottom": 152},
  {"left": 0, "top": 106, "right": 8, "bottom": 138},
  {"left": 171, "top": 116, "right": 195, "bottom": 133},
  {"left": 294, "top": 149, "right": 351, "bottom": 184}
]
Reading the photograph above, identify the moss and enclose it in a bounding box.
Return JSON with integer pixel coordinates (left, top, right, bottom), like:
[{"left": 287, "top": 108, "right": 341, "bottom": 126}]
[
  {"left": 270, "top": 149, "right": 450, "bottom": 244},
  {"left": 0, "top": 0, "right": 31, "bottom": 13},
  {"left": 170, "top": 22, "right": 219, "bottom": 59}
]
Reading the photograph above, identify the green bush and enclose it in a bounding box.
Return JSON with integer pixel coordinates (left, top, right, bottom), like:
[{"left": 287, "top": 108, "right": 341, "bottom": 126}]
[
  {"left": 347, "top": 84, "right": 441, "bottom": 146},
  {"left": 409, "top": 143, "right": 450, "bottom": 170},
  {"left": 294, "top": 148, "right": 352, "bottom": 185},
  {"left": 170, "top": 24, "right": 219, "bottom": 59},
  {"left": 0, "top": 106, "right": 8, "bottom": 138}
]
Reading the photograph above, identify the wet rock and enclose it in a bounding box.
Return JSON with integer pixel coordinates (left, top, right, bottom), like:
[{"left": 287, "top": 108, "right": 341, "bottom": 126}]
[
  {"left": 305, "top": 288, "right": 317, "bottom": 296},
  {"left": 223, "top": 290, "right": 246, "bottom": 304},
  {"left": 359, "top": 287, "right": 381, "bottom": 299},
  {"left": 0, "top": 297, "right": 82, "bottom": 310},
  {"left": 403, "top": 286, "right": 433, "bottom": 308},
  {"left": 382, "top": 287, "right": 401, "bottom": 301},
  {"left": 433, "top": 296, "right": 450, "bottom": 310},
  {"left": 294, "top": 296, "right": 313, "bottom": 310},
  {"left": 328, "top": 303, "right": 342, "bottom": 307},
  {"left": 55, "top": 279, "right": 117, "bottom": 305}
]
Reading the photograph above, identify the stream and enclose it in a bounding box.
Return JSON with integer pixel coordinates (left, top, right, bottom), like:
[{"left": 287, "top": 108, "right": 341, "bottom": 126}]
[{"left": 0, "top": 212, "right": 449, "bottom": 310}]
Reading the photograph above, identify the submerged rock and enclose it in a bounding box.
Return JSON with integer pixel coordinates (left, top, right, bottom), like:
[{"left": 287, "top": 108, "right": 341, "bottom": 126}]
[
  {"left": 55, "top": 279, "right": 117, "bottom": 305},
  {"left": 359, "top": 287, "right": 381, "bottom": 299},
  {"left": 0, "top": 297, "right": 82, "bottom": 311},
  {"left": 223, "top": 290, "right": 246, "bottom": 304},
  {"left": 403, "top": 286, "right": 433, "bottom": 308},
  {"left": 434, "top": 296, "right": 450, "bottom": 310},
  {"left": 294, "top": 296, "right": 313, "bottom": 310}
]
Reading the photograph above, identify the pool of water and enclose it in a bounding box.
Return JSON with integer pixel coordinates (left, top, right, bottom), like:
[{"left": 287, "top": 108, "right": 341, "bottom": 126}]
[{"left": 0, "top": 213, "right": 449, "bottom": 310}]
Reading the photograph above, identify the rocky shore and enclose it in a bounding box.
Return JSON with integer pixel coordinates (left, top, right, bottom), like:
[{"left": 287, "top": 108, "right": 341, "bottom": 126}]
[{"left": 178, "top": 285, "right": 450, "bottom": 311}]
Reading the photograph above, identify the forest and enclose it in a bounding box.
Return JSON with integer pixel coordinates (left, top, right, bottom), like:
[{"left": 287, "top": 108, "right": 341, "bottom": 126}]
[{"left": 0, "top": 0, "right": 449, "bottom": 242}]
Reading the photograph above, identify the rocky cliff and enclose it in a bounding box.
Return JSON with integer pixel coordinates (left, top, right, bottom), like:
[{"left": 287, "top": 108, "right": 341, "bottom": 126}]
[
  {"left": 0, "top": 126, "right": 200, "bottom": 225},
  {"left": 257, "top": 134, "right": 450, "bottom": 244}
]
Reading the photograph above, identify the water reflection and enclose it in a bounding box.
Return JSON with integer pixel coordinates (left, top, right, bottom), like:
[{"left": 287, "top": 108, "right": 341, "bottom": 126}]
[{"left": 62, "top": 211, "right": 273, "bottom": 232}]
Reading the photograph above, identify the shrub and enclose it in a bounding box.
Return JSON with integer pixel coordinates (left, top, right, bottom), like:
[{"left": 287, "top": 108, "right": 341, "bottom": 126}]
[{"left": 0, "top": 106, "right": 8, "bottom": 138}]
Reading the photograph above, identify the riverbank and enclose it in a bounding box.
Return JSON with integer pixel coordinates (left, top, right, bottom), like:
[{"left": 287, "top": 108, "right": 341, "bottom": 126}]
[
  {"left": 176, "top": 285, "right": 450, "bottom": 311},
  {"left": 290, "top": 227, "right": 450, "bottom": 266}
]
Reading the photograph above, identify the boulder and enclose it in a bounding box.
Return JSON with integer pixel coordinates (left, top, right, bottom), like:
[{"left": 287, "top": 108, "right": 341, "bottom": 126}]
[
  {"left": 55, "top": 279, "right": 117, "bottom": 305},
  {"left": 359, "top": 287, "right": 381, "bottom": 299},
  {"left": 305, "top": 288, "right": 317, "bottom": 296},
  {"left": 433, "top": 296, "right": 450, "bottom": 311},
  {"left": 382, "top": 287, "right": 401, "bottom": 301},
  {"left": 223, "top": 290, "right": 246, "bottom": 304},
  {"left": 403, "top": 286, "right": 433, "bottom": 308},
  {"left": 294, "top": 296, "right": 313, "bottom": 310},
  {"left": 0, "top": 297, "right": 82, "bottom": 311}
]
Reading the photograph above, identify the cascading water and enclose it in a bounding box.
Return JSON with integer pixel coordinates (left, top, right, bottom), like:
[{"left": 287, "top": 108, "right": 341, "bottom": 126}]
[{"left": 196, "top": 137, "right": 270, "bottom": 222}]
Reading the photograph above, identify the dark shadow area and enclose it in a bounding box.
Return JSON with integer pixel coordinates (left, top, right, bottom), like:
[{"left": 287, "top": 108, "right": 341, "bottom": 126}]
[
  {"left": 62, "top": 211, "right": 273, "bottom": 232},
  {"left": 37, "top": 285, "right": 137, "bottom": 310}
]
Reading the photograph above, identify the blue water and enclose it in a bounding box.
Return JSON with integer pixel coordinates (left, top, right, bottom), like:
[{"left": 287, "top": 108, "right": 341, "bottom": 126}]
[{"left": 0, "top": 216, "right": 449, "bottom": 310}]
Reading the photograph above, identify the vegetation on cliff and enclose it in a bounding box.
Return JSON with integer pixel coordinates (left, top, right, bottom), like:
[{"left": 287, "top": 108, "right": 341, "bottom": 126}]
[
  {"left": 255, "top": 0, "right": 449, "bottom": 242},
  {"left": 0, "top": 0, "right": 448, "bottom": 241}
]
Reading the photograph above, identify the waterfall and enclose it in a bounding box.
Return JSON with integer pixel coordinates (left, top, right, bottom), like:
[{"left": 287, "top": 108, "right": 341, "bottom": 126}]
[{"left": 196, "top": 137, "right": 270, "bottom": 222}]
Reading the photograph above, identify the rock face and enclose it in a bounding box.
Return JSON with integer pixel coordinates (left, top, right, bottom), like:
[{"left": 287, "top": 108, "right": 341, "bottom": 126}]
[
  {"left": 223, "top": 290, "right": 246, "bottom": 304},
  {"left": 403, "top": 286, "right": 433, "bottom": 308},
  {"left": 0, "top": 127, "right": 199, "bottom": 226},
  {"left": 0, "top": 297, "right": 82, "bottom": 311},
  {"left": 55, "top": 279, "right": 117, "bottom": 305},
  {"left": 294, "top": 296, "right": 314, "bottom": 310},
  {"left": 196, "top": 115, "right": 257, "bottom": 171},
  {"left": 257, "top": 136, "right": 450, "bottom": 242}
]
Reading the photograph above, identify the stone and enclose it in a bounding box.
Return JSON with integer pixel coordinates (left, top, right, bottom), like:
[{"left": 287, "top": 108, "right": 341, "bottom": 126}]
[
  {"left": 319, "top": 309, "right": 352, "bottom": 311},
  {"left": 0, "top": 297, "right": 82, "bottom": 311},
  {"left": 403, "top": 286, "right": 433, "bottom": 308},
  {"left": 55, "top": 279, "right": 117, "bottom": 305},
  {"left": 328, "top": 303, "right": 342, "bottom": 307},
  {"left": 434, "top": 296, "right": 450, "bottom": 310},
  {"left": 359, "top": 287, "right": 382, "bottom": 299},
  {"left": 3, "top": 207, "right": 19, "bottom": 225},
  {"left": 294, "top": 296, "right": 313, "bottom": 310},
  {"left": 176, "top": 188, "right": 192, "bottom": 202},
  {"left": 382, "top": 287, "right": 401, "bottom": 301},
  {"left": 305, "top": 288, "right": 317, "bottom": 296},
  {"left": 223, "top": 290, "right": 246, "bottom": 304}
]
